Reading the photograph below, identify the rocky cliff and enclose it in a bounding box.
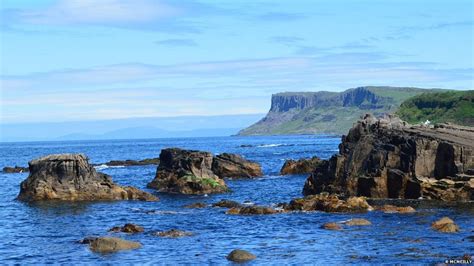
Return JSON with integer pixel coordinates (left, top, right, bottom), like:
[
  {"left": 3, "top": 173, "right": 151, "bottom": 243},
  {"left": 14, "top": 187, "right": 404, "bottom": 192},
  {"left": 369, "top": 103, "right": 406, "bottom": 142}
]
[
  {"left": 239, "top": 86, "right": 440, "bottom": 135},
  {"left": 303, "top": 114, "right": 474, "bottom": 201}
]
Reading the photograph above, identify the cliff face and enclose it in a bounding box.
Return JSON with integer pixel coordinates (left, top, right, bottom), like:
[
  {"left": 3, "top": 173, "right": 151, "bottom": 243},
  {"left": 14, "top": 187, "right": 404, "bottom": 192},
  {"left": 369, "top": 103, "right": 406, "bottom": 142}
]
[
  {"left": 303, "top": 114, "right": 474, "bottom": 201},
  {"left": 239, "top": 86, "right": 431, "bottom": 135}
]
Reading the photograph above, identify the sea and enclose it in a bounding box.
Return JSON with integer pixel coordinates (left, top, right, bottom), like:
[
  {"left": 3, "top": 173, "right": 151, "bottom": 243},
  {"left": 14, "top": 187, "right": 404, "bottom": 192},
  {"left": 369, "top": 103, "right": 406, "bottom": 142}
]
[{"left": 0, "top": 135, "right": 472, "bottom": 264}]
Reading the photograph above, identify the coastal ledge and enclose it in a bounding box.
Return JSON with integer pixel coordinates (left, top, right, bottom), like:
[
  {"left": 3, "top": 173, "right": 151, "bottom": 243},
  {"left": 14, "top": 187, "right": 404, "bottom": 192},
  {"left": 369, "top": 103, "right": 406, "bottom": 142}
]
[{"left": 303, "top": 114, "right": 474, "bottom": 202}]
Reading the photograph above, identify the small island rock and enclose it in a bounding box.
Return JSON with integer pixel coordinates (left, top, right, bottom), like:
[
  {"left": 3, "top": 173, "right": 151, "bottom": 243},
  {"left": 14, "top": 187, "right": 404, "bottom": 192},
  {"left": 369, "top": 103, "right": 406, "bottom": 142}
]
[
  {"left": 226, "top": 249, "right": 256, "bottom": 262},
  {"left": 17, "top": 154, "right": 158, "bottom": 202}
]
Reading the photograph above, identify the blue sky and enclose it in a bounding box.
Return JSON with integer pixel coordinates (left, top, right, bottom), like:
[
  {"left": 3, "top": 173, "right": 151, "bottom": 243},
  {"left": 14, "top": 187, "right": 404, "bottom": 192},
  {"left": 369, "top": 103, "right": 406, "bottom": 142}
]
[{"left": 0, "top": 0, "right": 473, "bottom": 123}]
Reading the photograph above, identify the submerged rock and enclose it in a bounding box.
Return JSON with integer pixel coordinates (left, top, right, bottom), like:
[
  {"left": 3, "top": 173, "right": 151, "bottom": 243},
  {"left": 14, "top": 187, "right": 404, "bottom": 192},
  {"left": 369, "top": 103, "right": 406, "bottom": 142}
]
[
  {"left": 17, "top": 154, "right": 158, "bottom": 202},
  {"left": 88, "top": 237, "right": 141, "bottom": 253},
  {"left": 226, "top": 205, "right": 277, "bottom": 215},
  {"left": 432, "top": 217, "right": 459, "bottom": 233},
  {"left": 303, "top": 114, "right": 474, "bottom": 201},
  {"left": 184, "top": 202, "right": 207, "bottom": 208},
  {"left": 377, "top": 204, "right": 416, "bottom": 214},
  {"left": 343, "top": 218, "right": 372, "bottom": 226},
  {"left": 280, "top": 156, "right": 322, "bottom": 175},
  {"left": 2, "top": 166, "right": 29, "bottom": 173},
  {"left": 212, "top": 153, "right": 262, "bottom": 178},
  {"left": 212, "top": 199, "right": 242, "bottom": 208},
  {"left": 147, "top": 148, "right": 228, "bottom": 194},
  {"left": 153, "top": 229, "right": 193, "bottom": 238},
  {"left": 226, "top": 249, "right": 256, "bottom": 262},
  {"left": 322, "top": 222, "right": 342, "bottom": 230},
  {"left": 284, "top": 193, "right": 372, "bottom": 213},
  {"left": 109, "top": 223, "right": 144, "bottom": 233}
]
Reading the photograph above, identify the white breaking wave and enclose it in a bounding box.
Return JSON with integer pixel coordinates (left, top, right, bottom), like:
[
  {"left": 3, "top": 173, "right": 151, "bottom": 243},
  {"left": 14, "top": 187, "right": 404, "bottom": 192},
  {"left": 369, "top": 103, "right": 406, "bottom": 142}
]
[
  {"left": 94, "top": 164, "right": 125, "bottom": 170},
  {"left": 257, "top": 144, "right": 283, "bottom": 148}
]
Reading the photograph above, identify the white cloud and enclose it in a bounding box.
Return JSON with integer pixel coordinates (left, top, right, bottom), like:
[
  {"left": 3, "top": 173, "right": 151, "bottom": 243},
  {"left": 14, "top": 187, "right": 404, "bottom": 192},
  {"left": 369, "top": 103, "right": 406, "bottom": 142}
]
[{"left": 19, "top": 0, "right": 181, "bottom": 25}]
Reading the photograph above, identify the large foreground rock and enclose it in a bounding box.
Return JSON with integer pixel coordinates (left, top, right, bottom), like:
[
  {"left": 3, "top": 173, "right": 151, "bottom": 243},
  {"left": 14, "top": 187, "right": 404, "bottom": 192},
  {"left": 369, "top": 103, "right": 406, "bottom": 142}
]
[
  {"left": 212, "top": 153, "right": 262, "bottom": 178},
  {"left": 147, "top": 148, "right": 228, "bottom": 194},
  {"left": 280, "top": 156, "right": 322, "bottom": 175},
  {"left": 17, "top": 154, "right": 158, "bottom": 202},
  {"left": 303, "top": 114, "right": 474, "bottom": 201},
  {"left": 227, "top": 249, "right": 256, "bottom": 262}
]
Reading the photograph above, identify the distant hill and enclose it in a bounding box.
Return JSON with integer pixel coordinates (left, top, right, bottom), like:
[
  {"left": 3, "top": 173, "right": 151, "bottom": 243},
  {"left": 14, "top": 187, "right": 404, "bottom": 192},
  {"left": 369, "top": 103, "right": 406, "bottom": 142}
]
[
  {"left": 396, "top": 90, "right": 474, "bottom": 126},
  {"left": 238, "top": 86, "right": 443, "bottom": 135}
]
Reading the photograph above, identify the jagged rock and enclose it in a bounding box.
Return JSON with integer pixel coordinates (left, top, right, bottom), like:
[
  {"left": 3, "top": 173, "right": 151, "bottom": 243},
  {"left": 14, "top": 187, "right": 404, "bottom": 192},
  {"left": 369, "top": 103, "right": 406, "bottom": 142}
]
[
  {"left": 152, "top": 229, "right": 193, "bottom": 238},
  {"left": 432, "top": 217, "right": 460, "bottom": 233},
  {"left": 88, "top": 237, "right": 141, "bottom": 253},
  {"left": 343, "top": 218, "right": 372, "bottom": 226},
  {"left": 77, "top": 236, "right": 98, "bottom": 244},
  {"left": 322, "top": 222, "right": 342, "bottom": 230},
  {"left": 109, "top": 223, "right": 144, "bottom": 233},
  {"left": 212, "top": 199, "right": 242, "bottom": 208},
  {"left": 280, "top": 156, "right": 322, "bottom": 175},
  {"left": 184, "top": 202, "right": 207, "bottom": 208},
  {"left": 226, "top": 205, "right": 277, "bottom": 215},
  {"left": 2, "top": 166, "right": 29, "bottom": 173},
  {"left": 212, "top": 153, "right": 262, "bottom": 178},
  {"left": 147, "top": 148, "right": 228, "bottom": 194},
  {"left": 377, "top": 205, "right": 416, "bottom": 214},
  {"left": 226, "top": 249, "right": 256, "bottom": 262},
  {"left": 17, "top": 154, "right": 158, "bottom": 202},
  {"left": 284, "top": 193, "right": 372, "bottom": 213},
  {"left": 303, "top": 114, "right": 474, "bottom": 201}
]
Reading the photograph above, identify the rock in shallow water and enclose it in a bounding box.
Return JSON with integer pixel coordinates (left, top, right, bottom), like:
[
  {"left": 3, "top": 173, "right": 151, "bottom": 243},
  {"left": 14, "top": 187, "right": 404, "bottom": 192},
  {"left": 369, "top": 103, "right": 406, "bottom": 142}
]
[
  {"left": 280, "top": 156, "right": 322, "bottom": 175},
  {"left": 212, "top": 199, "right": 242, "bottom": 208},
  {"left": 17, "top": 154, "right": 158, "bottom": 202},
  {"left": 431, "top": 217, "right": 460, "bottom": 233},
  {"left": 226, "top": 249, "right": 256, "bottom": 262},
  {"left": 2, "top": 166, "right": 29, "bottom": 173},
  {"left": 283, "top": 193, "right": 372, "bottom": 213},
  {"left": 212, "top": 153, "right": 263, "bottom": 178},
  {"left": 109, "top": 223, "right": 144, "bottom": 233},
  {"left": 322, "top": 222, "right": 342, "bottom": 230},
  {"left": 377, "top": 204, "right": 416, "bottom": 214},
  {"left": 88, "top": 237, "right": 141, "bottom": 253},
  {"left": 147, "top": 148, "right": 228, "bottom": 195},
  {"left": 152, "top": 229, "right": 193, "bottom": 238},
  {"left": 184, "top": 202, "right": 207, "bottom": 208},
  {"left": 343, "top": 218, "right": 372, "bottom": 226},
  {"left": 226, "top": 205, "right": 278, "bottom": 215}
]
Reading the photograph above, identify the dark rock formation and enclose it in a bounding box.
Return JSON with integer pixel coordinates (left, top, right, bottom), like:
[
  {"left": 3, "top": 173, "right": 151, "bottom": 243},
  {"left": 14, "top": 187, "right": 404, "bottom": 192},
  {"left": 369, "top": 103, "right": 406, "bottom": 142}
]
[
  {"left": 212, "top": 153, "right": 262, "bottom": 178},
  {"left": 282, "top": 193, "right": 372, "bottom": 213},
  {"left": 280, "top": 156, "right": 322, "bottom": 175},
  {"left": 2, "top": 166, "right": 29, "bottom": 173},
  {"left": 226, "top": 249, "right": 256, "bottom": 262},
  {"left": 17, "top": 154, "right": 158, "bottom": 202},
  {"left": 88, "top": 237, "right": 141, "bottom": 253},
  {"left": 152, "top": 229, "right": 193, "bottom": 238},
  {"left": 109, "top": 224, "right": 144, "bottom": 233},
  {"left": 226, "top": 205, "right": 278, "bottom": 215},
  {"left": 147, "top": 148, "right": 228, "bottom": 194},
  {"left": 212, "top": 199, "right": 242, "bottom": 208},
  {"left": 303, "top": 114, "right": 474, "bottom": 201}
]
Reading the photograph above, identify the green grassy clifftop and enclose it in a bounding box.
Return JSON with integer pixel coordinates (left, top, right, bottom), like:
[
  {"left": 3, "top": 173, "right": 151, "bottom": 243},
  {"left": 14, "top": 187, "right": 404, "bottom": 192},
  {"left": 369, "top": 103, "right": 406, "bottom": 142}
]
[{"left": 396, "top": 90, "right": 474, "bottom": 126}]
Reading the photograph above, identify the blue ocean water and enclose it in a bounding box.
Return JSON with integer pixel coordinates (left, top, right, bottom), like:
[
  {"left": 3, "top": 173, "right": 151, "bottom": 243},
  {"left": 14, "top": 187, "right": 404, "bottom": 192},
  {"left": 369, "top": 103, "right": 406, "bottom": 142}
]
[{"left": 0, "top": 135, "right": 472, "bottom": 264}]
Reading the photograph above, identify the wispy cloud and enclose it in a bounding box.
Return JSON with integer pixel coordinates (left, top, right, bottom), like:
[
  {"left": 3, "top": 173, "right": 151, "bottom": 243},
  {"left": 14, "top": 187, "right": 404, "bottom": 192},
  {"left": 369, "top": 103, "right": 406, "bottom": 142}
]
[
  {"left": 256, "top": 12, "right": 307, "bottom": 22},
  {"left": 155, "top": 38, "right": 197, "bottom": 47},
  {"left": 269, "top": 36, "right": 305, "bottom": 45}
]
